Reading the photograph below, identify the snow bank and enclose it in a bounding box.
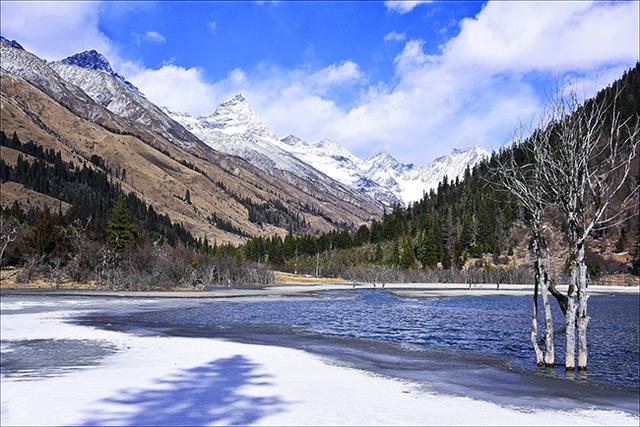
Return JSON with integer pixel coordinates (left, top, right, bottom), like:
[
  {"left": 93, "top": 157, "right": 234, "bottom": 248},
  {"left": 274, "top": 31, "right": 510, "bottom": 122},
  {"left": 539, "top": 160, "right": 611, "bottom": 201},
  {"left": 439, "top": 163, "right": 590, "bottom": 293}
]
[{"left": 1, "top": 299, "right": 637, "bottom": 426}]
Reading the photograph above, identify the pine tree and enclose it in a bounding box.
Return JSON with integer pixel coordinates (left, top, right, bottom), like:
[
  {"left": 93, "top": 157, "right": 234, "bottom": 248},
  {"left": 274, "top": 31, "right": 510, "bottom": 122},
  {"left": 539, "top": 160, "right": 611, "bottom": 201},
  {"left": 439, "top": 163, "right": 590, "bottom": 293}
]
[
  {"left": 416, "top": 230, "right": 438, "bottom": 268},
  {"left": 107, "top": 196, "right": 135, "bottom": 252},
  {"left": 399, "top": 235, "right": 415, "bottom": 269},
  {"left": 387, "top": 239, "right": 400, "bottom": 267},
  {"left": 374, "top": 242, "right": 383, "bottom": 264},
  {"left": 185, "top": 189, "right": 191, "bottom": 204}
]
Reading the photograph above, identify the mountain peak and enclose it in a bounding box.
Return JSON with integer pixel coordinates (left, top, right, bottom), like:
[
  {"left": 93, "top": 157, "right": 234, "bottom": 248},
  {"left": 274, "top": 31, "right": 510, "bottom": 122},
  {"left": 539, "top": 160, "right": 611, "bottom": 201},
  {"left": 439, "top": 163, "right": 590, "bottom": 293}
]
[
  {"left": 203, "top": 93, "right": 274, "bottom": 137},
  {"left": 0, "top": 35, "right": 24, "bottom": 50},
  {"left": 61, "top": 50, "right": 113, "bottom": 74},
  {"left": 281, "top": 134, "right": 306, "bottom": 146},
  {"left": 229, "top": 93, "right": 246, "bottom": 102},
  {"left": 365, "top": 152, "right": 398, "bottom": 164},
  {"left": 213, "top": 93, "right": 254, "bottom": 115},
  {"left": 451, "top": 144, "right": 491, "bottom": 158}
]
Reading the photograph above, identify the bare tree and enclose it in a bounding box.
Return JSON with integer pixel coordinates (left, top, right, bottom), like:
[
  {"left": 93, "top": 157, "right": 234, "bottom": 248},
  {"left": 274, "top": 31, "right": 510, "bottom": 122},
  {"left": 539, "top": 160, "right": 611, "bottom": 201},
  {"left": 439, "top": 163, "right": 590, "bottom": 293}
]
[
  {"left": 537, "top": 85, "right": 639, "bottom": 370},
  {"left": 492, "top": 124, "right": 557, "bottom": 367},
  {"left": 0, "top": 218, "right": 18, "bottom": 268}
]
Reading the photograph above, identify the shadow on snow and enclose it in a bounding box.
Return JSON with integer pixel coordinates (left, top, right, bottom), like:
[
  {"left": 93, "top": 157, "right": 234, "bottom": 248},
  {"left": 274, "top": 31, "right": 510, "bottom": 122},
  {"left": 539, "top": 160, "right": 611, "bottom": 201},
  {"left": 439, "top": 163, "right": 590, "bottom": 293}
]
[{"left": 80, "top": 355, "right": 289, "bottom": 426}]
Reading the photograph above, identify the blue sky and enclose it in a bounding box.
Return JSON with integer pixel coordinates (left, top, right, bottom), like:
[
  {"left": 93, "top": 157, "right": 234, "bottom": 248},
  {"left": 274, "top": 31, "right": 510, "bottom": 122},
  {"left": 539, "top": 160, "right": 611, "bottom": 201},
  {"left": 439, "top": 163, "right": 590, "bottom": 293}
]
[
  {"left": 99, "top": 1, "right": 482, "bottom": 85},
  {"left": 1, "top": 1, "right": 638, "bottom": 163}
]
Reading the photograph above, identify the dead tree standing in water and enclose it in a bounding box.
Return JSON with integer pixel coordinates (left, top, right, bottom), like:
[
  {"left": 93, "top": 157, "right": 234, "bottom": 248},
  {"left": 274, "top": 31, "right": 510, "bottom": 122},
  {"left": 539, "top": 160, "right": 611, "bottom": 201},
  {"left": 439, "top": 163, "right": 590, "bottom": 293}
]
[
  {"left": 538, "top": 86, "right": 639, "bottom": 370},
  {"left": 493, "top": 125, "right": 557, "bottom": 367}
]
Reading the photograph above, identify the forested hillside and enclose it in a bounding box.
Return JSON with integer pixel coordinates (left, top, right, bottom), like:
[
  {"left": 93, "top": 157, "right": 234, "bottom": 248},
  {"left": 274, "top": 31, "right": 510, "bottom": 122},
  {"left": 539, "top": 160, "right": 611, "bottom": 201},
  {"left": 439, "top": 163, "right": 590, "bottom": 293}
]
[{"left": 241, "top": 64, "right": 640, "bottom": 279}]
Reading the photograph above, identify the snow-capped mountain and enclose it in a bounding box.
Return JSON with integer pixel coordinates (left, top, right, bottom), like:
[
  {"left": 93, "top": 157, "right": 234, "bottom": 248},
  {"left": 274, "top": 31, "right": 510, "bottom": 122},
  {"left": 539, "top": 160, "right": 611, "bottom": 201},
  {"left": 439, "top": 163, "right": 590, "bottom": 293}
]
[
  {"left": 277, "top": 135, "right": 402, "bottom": 206},
  {"left": 0, "top": 36, "right": 23, "bottom": 50},
  {"left": 168, "top": 94, "right": 490, "bottom": 206},
  {"left": 166, "top": 95, "right": 383, "bottom": 209},
  {"left": 166, "top": 94, "right": 319, "bottom": 177},
  {"left": 59, "top": 50, "right": 141, "bottom": 94},
  {"left": 0, "top": 39, "right": 127, "bottom": 129},
  {"left": 285, "top": 136, "right": 489, "bottom": 206},
  {"left": 360, "top": 145, "right": 490, "bottom": 204},
  {"left": 50, "top": 51, "right": 201, "bottom": 147}
]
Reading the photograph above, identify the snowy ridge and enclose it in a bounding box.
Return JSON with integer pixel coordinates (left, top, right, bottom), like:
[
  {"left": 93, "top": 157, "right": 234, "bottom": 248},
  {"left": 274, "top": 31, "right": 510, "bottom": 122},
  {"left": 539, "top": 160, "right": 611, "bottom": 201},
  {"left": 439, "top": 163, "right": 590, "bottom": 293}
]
[
  {"left": 60, "top": 50, "right": 141, "bottom": 95},
  {"left": 165, "top": 97, "right": 317, "bottom": 177},
  {"left": 0, "top": 42, "right": 122, "bottom": 126},
  {"left": 165, "top": 97, "right": 379, "bottom": 208},
  {"left": 0, "top": 35, "right": 24, "bottom": 50},
  {"left": 361, "top": 144, "right": 490, "bottom": 204},
  {"left": 50, "top": 51, "right": 201, "bottom": 147},
  {"left": 168, "top": 94, "right": 490, "bottom": 206}
]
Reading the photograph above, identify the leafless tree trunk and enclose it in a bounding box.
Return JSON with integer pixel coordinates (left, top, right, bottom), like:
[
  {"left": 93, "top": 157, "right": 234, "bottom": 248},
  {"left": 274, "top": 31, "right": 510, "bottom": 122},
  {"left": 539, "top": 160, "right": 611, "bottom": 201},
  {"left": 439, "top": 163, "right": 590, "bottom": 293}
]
[
  {"left": 541, "top": 249, "right": 555, "bottom": 366},
  {"left": 531, "top": 239, "right": 544, "bottom": 366},
  {"left": 492, "top": 124, "right": 557, "bottom": 366},
  {"left": 576, "top": 244, "right": 589, "bottom": 369},
  {"left": 0, "top": 219, "right": 18, "bottom": 268},
  {"left": 538, "top": 84, "right": 639, "bottom": 370}
]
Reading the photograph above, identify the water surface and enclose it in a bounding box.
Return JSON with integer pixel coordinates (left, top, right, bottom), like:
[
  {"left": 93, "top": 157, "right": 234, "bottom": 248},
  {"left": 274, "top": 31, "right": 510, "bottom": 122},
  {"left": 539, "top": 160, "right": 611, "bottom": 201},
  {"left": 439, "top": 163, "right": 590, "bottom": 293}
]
[{"left": 113, "top": 291, "right": 639, "bottom": 390}]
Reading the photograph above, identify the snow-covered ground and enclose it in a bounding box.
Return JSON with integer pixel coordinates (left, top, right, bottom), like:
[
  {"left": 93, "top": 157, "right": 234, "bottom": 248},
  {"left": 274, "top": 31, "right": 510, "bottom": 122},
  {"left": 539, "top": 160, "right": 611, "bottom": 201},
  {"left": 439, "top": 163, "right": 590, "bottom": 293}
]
[{"left": 1, "top": 298, "right": 638, "bottom": 426}]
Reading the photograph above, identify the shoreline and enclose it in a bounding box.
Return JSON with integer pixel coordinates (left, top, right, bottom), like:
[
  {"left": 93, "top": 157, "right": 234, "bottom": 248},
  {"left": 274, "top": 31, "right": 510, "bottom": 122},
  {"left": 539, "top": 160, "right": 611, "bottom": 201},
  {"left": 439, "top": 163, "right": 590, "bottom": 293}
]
[{"left": 1, "top": 282, "right": 638, "bottom": 299}]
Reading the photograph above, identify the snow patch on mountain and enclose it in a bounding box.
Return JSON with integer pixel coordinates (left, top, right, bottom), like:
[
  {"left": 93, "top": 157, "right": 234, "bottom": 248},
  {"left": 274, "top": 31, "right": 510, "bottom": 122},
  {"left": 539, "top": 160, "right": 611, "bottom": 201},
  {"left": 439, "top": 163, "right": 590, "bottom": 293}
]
[{"left": 60, "top": 50, "right": 141, "bottom": 94}]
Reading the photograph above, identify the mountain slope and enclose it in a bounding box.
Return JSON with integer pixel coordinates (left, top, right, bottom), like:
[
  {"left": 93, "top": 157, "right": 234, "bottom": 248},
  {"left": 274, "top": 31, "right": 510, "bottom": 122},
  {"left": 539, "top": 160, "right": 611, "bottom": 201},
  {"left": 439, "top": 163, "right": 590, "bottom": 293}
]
[
  {"left": 0, "top": 41, "right": 383, "bottom": 244},
  {"left": 50, "top": 51, "right": 202, "bottom": 148}
]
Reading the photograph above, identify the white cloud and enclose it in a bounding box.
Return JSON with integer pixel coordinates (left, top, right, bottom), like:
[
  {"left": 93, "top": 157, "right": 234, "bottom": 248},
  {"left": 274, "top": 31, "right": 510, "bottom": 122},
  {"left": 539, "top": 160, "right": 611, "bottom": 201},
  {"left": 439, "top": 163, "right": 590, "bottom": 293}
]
[
  {"left": 2, "top": 1, "right": 638, "bottom": 164},
  {"left": 323, "top": 1, "right": 639, "bottom": 162},
  {"left": 384, "top": 31, "right": 406, "bottom": 42},
  {"left": 442, "top": 1, "right": 639, "bottom": 73},
  {"left": 127, "top": 65, "right": 219, "bottom": 116},
  {"left": 208, "top": 20, "right": 217, "bottom": 32},
  {"left": 384, "top": 1, "right": 432, "bottom": 15},
  {"left": 0, "top": 1, "right": 116, "bottom": 61},
  {"left": 393, "top": 39, "right": 428, "bottom": 74},
  {"left": 306, "top": 61, "right": 363, "bottom": 88},
  {"left": 145, "top": 31, "right": 166, "bottom": 43}
]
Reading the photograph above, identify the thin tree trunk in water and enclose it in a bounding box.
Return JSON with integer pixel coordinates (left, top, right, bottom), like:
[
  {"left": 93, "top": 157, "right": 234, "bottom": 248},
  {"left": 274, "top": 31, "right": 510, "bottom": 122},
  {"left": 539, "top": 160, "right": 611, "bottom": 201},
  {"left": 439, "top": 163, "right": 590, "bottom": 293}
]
[
  {"left": 565, "top": 265, "right": 577, "bottom": 370},
  {"left": 531, "top": 240, "right": 544, "bottom": 366},
  {"left": 531, "top": 284, "right": 544, "bottom": 366},
  {"left": 576, "top": 244, "right": 589, "bottom": 370},
  {"left": 541, "top": 250, "right": 555, "bottom": 366}
]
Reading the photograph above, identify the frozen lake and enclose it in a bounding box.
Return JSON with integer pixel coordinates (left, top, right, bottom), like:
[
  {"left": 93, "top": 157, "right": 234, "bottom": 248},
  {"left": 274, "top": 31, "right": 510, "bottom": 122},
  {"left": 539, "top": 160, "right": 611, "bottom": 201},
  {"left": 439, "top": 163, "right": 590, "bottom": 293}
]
[
  {"left": 80, "top": 291, "right": 640, "bottom": 388},
  {"left": 2, "top": 290, "right": 639, "bottom": 424}
]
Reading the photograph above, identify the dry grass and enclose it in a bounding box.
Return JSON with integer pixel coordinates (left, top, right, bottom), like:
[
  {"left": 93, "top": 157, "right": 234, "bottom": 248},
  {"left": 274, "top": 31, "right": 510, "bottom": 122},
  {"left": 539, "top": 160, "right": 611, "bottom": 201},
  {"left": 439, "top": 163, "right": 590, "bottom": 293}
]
[
  {"left": 592, "top": 274, "right": 640, "bottom": 287},
  {"left": 0, "top": 181, "right": 72, "bottom": 213},
  {"left": 273, "top": 271, "right": 347, "bottom": 284},
  {"left": 0, "top": 268, "right": 101, "bottom": 289},
  {"left": 0, "top": 268, "right": 201, "bottom": 291}
]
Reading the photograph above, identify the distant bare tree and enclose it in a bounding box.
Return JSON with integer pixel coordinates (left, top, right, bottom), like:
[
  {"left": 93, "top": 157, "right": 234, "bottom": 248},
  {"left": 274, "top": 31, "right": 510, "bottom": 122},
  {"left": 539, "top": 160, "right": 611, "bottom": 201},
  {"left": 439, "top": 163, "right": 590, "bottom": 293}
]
[
  {"left": 0, "top": 218, "right": 18, "bottom": 268},
  {"left": 538, "top": 86, "right": 639, "bottom": 370}
]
